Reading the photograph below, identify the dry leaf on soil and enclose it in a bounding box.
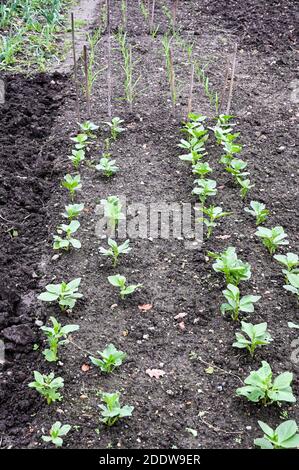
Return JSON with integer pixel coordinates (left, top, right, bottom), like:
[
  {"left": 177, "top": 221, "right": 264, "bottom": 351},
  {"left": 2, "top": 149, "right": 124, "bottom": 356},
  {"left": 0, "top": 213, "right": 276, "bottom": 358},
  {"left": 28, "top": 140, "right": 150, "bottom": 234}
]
[
  {"left": 138, "top": 304, "right": 153, "bottom": 311},
  {"left": 146, "top": 368, "right": 165, "bottom": 379}
]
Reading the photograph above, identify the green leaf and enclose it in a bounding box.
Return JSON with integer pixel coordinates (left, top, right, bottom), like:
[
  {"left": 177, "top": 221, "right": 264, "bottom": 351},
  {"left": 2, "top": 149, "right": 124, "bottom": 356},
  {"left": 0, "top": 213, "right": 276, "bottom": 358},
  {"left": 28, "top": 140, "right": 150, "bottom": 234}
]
[
  {"left": 254, "top": 437, "right": 274, "bottom": 449},
  {"left": 38, "top": 292, "right": 58, "bottom": 302},
  {"left": 276, "top": 420, "right": 298, "bottom": 443},
  {"left": 67, "top": 278, "right": 81, "bottom": 290},
  {"left": 273, "top": 371, "right": 293, "bottom": 389},
  {"left": 258, "top": 420, "right": 274, "bottom": 437}
]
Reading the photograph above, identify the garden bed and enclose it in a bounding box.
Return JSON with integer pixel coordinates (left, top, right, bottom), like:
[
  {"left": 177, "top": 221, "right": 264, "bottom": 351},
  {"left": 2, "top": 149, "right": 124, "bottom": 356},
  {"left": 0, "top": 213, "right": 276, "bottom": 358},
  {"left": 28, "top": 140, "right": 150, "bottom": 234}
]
[{"left": 0, "top": 0, "right": 298, "bottom": 449}]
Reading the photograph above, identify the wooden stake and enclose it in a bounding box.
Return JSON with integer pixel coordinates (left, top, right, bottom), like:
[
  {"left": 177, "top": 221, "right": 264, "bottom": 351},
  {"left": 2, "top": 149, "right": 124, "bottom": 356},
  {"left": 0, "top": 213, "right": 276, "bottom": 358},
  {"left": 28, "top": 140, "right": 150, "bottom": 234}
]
[
  {"left": 150, "top": 0, "right": 156, "bottom": 34},
  {"left": 169, "top": 47, "right": 176, "bottom": 116},
  {"left": 172, "top": 0, "right": 178, "bottom": 32},
  {"left": 226, "top": 43, "right": 238, "bottom": 115},
  {"left": 107, "top": 0, "right": 112, "bottom": 118},
  {"left": 219, "top": 56, "right": 230, "bottom": 114},
  {"left": 187, "top": 63, "right": 195, "bottom": 117},
  {"left": 71, "top": 12, "right": 80, "bottom": 121},
  {"left": 83, "top": 45, "right": 91, "bottom": 117},
  {"left": 122, "top": 0, "right": 127, "bottom": 29},
  {"left": 129, "top": 45, "right": 133, "bottom": 112}
]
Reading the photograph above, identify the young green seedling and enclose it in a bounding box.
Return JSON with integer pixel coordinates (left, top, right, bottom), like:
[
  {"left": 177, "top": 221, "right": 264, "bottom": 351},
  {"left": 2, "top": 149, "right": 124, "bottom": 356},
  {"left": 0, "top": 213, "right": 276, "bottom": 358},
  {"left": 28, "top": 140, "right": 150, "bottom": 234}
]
[
  {"left": 53, "top": 220, "right": 81, "bottom": 251},
  {"left": 68, "top": 149, "right": 85, "bottom": 169},
  {"left": 179, "top": 150, "right": 207, "bottom": 165},
  {"left": 219, "top": 141, "right": 242, "bottom": 166},
  {"left": 192, "top": 161, "right": 212, "bottom": 178},
  {"left": 178, "top": 137, "right": 207, "bottom": 156},
  {"left": 90, "top": 344, "right": 126, "bottom": 373},
  {"left": 188, "top": 113, "right": 207, "bottom": 124},
  {"left": 42, "top": 422, "right": 71, "bottom": 447},
  {"left": 199, "top": 205, "right": 231, "bottom": 238},
  {"left": 101, "top": 196, "right": 124, "bottom": 232},
  {"left": 108, "top": 274, "right": 142, "bottom": 300},
  {"left": 62, "top": 203, "right": 84, "bottom": 220},
  {"left": 41, "top": 316, "right": 79, "bottom": 362},
  {"left": 233, "top": 321, "right": 272, "bottom": 356},
  {"left": 192, "top": 179, "right": 217, "bottom": 205},
  {"left": 210, "top": 247, "right": 251, "bottom": 286},
  {"left": 237, "top": 177, "right": 254, "bottom": 199},
  {"left": 236, "top": 361, "right": 295, "bottom": 405},
  {"left": 95, "top": 157, "right": 119, "bottom": 177},
  {"left": 221, "top": 284, "right": 260, "bottom": 321},
  {"left": 182, "top": 115, "right": 207, "bottom": 138},
  {"left": 62, "top": 174, "right": 82, "bottom": 200},
  {"left": 255, "top": 226, "right": 289, "bottom": 255},
  {"left": 99, "top": 391, "right": 134, "bottom": 426},
  {"left": 70, "top": 133, "right": 89, "bottom": 150},
  {"left": 254, "top": 420, "right": 299, "bottom": 449},
  {"left": 274, "top": 253, "right": 299, "bottom": 276},
  {"left": 283, "top": 273, "right": 299, "bottom": 300},
  {"left": 38, "top": 278, "right": 83, "bottom": 312},
  {"left": 79, "top": 120, "right": 99, "bottom": 138},
  {"left": 104, "top": 117, "right": 125, "bottom": 140},
  {"left": 244, "top": 201, "right": 269, "bottom": 225},
  {"left": 214, "top": 119, "right": 238, "bottom": 139},
  {"left": 99, "top": 238, "right": 131, "bottom": 267},
  {"left": 184, "top": 126, "right": 208, "bottom": 142},
  {"left": 225, "top": 158, "right": 248, "bottom": 180},
  {"left": 28, "top": 371, "right": 64, "bottom": 405}
]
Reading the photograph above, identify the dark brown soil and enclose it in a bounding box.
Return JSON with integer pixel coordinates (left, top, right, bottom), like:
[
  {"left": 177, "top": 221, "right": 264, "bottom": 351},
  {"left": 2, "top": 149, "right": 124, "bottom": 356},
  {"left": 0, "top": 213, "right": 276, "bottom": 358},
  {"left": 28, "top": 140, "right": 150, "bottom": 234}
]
[{"left": 0, "top": 0, "right": 298, "bottom": 449}]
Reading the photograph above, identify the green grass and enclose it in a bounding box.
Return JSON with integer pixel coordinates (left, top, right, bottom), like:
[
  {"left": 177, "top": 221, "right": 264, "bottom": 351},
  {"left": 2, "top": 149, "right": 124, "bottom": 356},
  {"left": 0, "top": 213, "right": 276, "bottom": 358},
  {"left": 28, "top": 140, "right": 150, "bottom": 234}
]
[{"left": 0, "top": 0, "right": 74, "bottom": 72}]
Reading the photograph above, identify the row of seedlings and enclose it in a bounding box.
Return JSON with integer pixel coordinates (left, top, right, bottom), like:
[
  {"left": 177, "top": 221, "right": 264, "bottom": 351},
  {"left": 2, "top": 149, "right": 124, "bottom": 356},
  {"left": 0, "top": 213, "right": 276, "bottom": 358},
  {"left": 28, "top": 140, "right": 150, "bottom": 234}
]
[
  {"left": 179, "top": 111, "right": 299, "bottom": 448},
  {"left": 29, "top": 116, "right": 142, "bottom": 446}
]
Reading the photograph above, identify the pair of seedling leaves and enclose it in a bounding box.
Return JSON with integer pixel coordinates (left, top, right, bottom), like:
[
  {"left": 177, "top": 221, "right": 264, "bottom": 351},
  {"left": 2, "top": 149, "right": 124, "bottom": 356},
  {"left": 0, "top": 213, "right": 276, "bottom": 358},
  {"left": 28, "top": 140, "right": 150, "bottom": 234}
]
[
  {"left": 108, "top": 274, "right": 142, "bottom": 300},
  {"left": 236, "top": 360, "right": 295, "bottom": 405},
  {"left": 99, "top": 238, "right": 131, "bottom": 267},
  {"left": 255, "top": 420, "right": 299, "bottom": 449},
  {"left": 38, "top": 278, "right": 83, "bottom": 311},
  {"left": 42, "top": 421, "right": 71, "bottom": 447}
]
